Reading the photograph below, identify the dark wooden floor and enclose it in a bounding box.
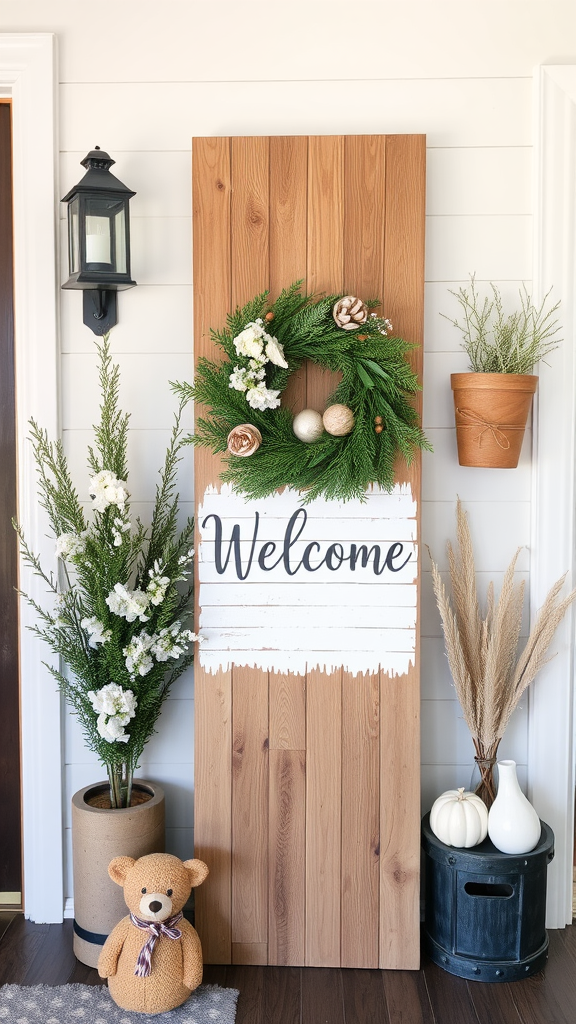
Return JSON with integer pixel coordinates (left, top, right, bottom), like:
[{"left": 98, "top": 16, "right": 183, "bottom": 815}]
[{"left": 1, "top": 914, "right": 576, "bottom": 1023}]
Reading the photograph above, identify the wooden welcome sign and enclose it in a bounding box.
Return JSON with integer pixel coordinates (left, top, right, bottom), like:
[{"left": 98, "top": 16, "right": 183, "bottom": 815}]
[{"left": 192, "top": 135, "right": 425, "bottom": 969}]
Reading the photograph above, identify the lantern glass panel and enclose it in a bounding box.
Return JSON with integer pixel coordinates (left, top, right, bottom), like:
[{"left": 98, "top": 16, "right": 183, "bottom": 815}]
[
  {"left": 85, "top": 197, "right": 113, "bottom": 268},
  {"left": 114, "top": 207, "right": 127, "bottom": 274},
  {"left": 68, "top": 196, "right": 80, "bottom": 275}
]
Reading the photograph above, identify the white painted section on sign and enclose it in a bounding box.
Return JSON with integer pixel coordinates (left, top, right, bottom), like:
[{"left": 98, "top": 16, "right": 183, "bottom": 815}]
[{"left": 198, "top": 483, "right": 417, "bottom": 677}]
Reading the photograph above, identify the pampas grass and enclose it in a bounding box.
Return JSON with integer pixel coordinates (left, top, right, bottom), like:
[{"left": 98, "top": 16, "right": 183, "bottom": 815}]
[{"left": 428, "top": 499, "right": 576, "bottom": 806}]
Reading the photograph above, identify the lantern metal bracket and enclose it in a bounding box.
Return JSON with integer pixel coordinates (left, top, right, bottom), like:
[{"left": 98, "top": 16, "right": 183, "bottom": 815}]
[{"left": 83, "top": 289, "right": 118, "bottom": 336}]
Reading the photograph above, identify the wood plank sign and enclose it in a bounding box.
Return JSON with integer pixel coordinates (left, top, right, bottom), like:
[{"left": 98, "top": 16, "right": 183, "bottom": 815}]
[{"left": 192, "top": 135, "right": 425, "bottom": 970}]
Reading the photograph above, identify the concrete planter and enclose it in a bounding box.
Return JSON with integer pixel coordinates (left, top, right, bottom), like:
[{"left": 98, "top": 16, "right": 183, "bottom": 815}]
[{"left": 71, "top": 779, "right": 165, "bottom": 968}]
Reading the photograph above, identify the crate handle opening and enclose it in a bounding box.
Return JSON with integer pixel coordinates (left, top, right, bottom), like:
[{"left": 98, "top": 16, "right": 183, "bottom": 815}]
[{"left": 464, "top": 882, "right": 514, "bottom": 898}]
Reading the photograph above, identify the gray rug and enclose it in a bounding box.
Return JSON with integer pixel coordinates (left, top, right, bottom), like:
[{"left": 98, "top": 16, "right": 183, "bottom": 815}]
[{"left": 0, "top": 983, "right": 239, "bottom": 1023}]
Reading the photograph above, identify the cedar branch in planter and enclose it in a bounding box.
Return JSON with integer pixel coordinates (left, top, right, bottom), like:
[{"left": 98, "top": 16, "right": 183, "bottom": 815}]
[
  {"left": 443, "top": 276, "right": 562, "bottom": 467},
  {"left": 13, "top": 336, "right": 203, "bottom": 967}
]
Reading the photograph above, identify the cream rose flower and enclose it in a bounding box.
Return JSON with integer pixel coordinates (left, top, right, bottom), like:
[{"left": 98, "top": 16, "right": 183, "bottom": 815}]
[
  {"left": 264, "top": 335, "right": 288, "bottom": 368},
  {"left": 227, "top": 423, "right": 263, "bottom": 457}
]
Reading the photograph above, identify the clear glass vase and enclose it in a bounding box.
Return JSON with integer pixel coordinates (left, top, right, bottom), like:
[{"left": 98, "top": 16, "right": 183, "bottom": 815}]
[
  {"left": 470, "top": 740, "right": 500, "bottom": 809},
  {"left": 107, "top": 763, "right": 134, "bottom": 808}
]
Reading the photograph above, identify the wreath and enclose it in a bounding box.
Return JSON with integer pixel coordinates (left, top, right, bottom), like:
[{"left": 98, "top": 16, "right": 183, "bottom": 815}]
[{"left": 174, "top": 282, "right": 431, "bottom": 503}]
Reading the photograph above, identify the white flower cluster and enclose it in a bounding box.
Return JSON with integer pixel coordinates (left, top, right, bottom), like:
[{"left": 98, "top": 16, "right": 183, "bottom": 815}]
[
  {"left": 152, "top": 622, "right": 201, "bottom": 662},
  {"left": 106, "top": 583, "right": 150, "bottom": 623},
  {"left": 147, "top": 561, "right": 170, "bottom": 606},
  {"left": 123, "top": 631, "right": 155, "bottom": 677},
  {"left": 122, "top": 621, "right": 201, "bottom": 679},
  {"left": 104, "top": 560, "right": 175, "bottom": 625},
  {"left": 88, "top": 682, "right": 137, "bottom": 744},
  {"left": 55, "top": 531, "right": 87, "bottom": 561},
  {"left": 369, "top": 313, "right": 393, "bottom": 336},
  {"left": 229, "top": 363, "right": 265, "bottom": 392},
  {"left": 112, "top": 516, "right": 131, "bottom": 547},
  {"left": 176, "top": 547, "right": 195, "bottom": 580},
  {"left": 89, "top": 470, "right": 129, "bottom": 514},
  {"left": 81, "top": 615, "right": 112, "bottom": 648},
  {"left": 229, "top": 319, "right": 288, "bottom": 411}
]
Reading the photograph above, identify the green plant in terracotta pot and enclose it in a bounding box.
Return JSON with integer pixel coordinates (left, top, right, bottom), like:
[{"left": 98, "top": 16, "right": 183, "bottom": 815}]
[{"left": 444, "top": 275, "right": 562, "bottom": 468}]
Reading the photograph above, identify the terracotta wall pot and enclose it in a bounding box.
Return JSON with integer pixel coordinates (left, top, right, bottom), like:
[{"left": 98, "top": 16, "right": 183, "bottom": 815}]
[
  {"left": 451, "top": 373, "right": 538, "bottom": 468},
  {"left": 71, "top": 779, "right": 165, "bottom": 968}
]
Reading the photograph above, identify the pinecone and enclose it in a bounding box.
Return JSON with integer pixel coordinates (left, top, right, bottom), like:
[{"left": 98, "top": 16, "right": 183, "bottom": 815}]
[{"left": 332, "top": 295, "right": 368, "bottom": 330}]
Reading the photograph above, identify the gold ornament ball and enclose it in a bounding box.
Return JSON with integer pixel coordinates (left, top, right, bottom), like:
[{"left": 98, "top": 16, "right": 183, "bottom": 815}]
[
  {"left": 374, "top": 415, "right": 383, "bottom": 425},
  {"left": 322, "top": 404, "right": 355, "bottom": 437},
  {"left": 375, "top": 424, "right": 383, "bottom": 434},
  {"left": 265, "top": 311, "right": 275, "bottom": 322},
  {"left": 292, "top": 408, "right": 325, "bottom": 443}
]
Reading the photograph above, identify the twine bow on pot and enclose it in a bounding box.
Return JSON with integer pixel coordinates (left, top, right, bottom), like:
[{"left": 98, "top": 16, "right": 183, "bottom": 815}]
[{"left": 455, "top": 407, "right": 514, "bottom": 450}]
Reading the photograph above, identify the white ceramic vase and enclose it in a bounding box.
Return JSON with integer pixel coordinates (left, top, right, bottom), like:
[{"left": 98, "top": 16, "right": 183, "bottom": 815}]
[{"left": 488, "top": 759, "right": 541, "bottom": 855}]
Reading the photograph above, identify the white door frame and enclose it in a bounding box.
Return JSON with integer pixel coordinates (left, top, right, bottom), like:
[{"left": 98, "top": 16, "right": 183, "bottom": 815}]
[
  {"left": 0, "top": 33, "right": 63, "bottom": 922},
  {"left": 530, "top": 64, "right": 576, "bottom": 927}
]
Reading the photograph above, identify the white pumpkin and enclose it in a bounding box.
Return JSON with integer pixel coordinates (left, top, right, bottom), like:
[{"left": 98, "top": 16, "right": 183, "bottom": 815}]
[{"left": 430, "top": 787, "right": 488, "bottom": 848}]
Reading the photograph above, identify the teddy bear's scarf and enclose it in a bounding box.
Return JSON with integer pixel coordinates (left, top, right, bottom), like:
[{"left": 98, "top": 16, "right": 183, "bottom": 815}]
[{"left": 129, "top": 912, "right": 184, "bottom": 977}]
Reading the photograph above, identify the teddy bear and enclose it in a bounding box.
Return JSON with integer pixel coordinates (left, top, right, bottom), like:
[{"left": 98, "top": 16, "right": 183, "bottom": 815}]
[{"left": 97, "top": 851, "right": 209, "bottom": 1015}]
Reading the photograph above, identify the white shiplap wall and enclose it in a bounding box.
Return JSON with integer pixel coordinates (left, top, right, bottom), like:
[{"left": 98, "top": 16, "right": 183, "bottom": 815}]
[{"left": 2, "top": 0, "right": 574, "bottom": 903}]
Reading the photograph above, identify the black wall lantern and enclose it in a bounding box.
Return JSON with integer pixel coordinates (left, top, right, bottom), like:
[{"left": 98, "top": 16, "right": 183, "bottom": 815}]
[{"left": 61, "top": 147, "right": 136, "bottom": 335}]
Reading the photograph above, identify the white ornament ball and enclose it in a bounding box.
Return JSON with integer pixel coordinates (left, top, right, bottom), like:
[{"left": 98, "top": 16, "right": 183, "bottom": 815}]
[
  {"left": 292, "top": 408, "right": 325, "bottom": 443},
  {"left": 322, "top": 404, "right": 355, "bottom": 437}
]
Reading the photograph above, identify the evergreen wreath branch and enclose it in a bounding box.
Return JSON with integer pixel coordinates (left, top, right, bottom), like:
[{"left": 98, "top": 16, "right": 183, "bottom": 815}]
[{"left": 173, "top": 281, "right": 431, "bottom": 503}]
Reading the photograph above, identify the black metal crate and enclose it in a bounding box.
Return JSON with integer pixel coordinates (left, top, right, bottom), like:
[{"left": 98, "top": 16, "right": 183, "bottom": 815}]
[{"left": 421, "top": 813, "right": 554, "bottom": 982}]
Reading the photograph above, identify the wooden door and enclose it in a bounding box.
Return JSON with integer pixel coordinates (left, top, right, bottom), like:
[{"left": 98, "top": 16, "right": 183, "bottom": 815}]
[
  {"left": 0, "top": 102, "right": 22, "bottom": 907},
  {"left": 192, "top": 135, "right": 425, "bottom": 969}
]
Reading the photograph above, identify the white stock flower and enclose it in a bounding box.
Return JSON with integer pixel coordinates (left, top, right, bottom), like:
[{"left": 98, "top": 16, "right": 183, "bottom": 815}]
[
  {"left": 112, "top": 516, "right": 131, "bottom": 547},
  {"left": 248, "top": 358, "right": 266, "bottom": 375},
  {"left": 147, "top": 561, "right": 170, "bottom": 606},
  {"left": 123, "top": 632, "right": 155, "bottom": 677},
  {"left": 88, "top": 682, "right": 137, "bottom": 718},
  {"left": 55, "top": 531, "right": 87, "bottom": 561},
  {"left": 233, "top": 322, "right": 265, "bottom": 360},
  {"left": 88, "top": 682, "right": 137, "bottom": 744},
  {"left": 264, "top": 335, "right": 288, "bottom": 368},
  {"left": 150, "top": 622, "right": 201, "bottom": 662},
  {"left": 106, "top": 582, "right": 150, "bottom": 622},
  {"left": 229, "top": 364, "right": 266, "bottom": 393},
  {"left": 245, "top": 383, "right": 281, "bottom": 411},
  {"left": 89, "top": 470, "right": 129, "bottom": 514},
  {"left": 96, "top": 713, "right": 130, "bottom": 743},
  {"left": 229, "top": 366, "right": 251, "bottom": 392},
  {"left": 176, "top": 547, "right": 195, "bottom": 581},
  {"left": 81, "top": 616, "right": 112, "bottom": 648},
  {"left": 178, "top": 547, "right": 195, "bottom": 567}
]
